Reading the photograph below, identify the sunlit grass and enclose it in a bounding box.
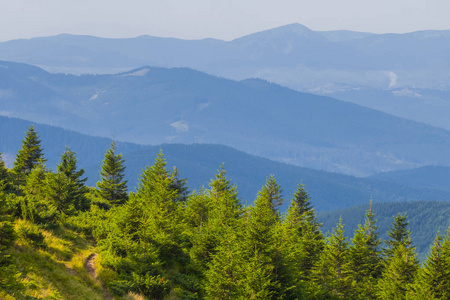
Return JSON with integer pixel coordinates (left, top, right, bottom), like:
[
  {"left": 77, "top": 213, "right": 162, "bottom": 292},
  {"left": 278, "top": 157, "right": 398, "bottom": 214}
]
[{"left": 7, "top": 219, "right": 105, "bottom": 299}]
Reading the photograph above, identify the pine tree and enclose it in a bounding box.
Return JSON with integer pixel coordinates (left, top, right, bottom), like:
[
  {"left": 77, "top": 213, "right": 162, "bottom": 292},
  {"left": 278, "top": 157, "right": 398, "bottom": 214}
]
[
  {"left": 56, "top": 146, "right": 89, "bottom": 212},
  {"left": 283, "top": 182, "right": 324, "bottom": 283},
  {"left": 377, "top": 241, "right": 418, "bottom": 299},
  {"left": 384, "top": 213, "right": 410, "bottom": 259},
  {"left": 188, "top": 166, "right": 242, "bottom": 270},
  {"left": 408, "top": 231, "right": 450, "bottom": 299},
  {"left": 348, "top": 204, "right": 382, "bottom": 299},
  {"left": 205, "top": 228, "right": 244, "bottom": 299},
  {"left": 239, "top": 176, "right": 295, "bottom": 299},
  {"left": 0, "top": 153, "right": 11, "bottom": 194},
  {"left": 12, "top": 126, "right": 46, "bottom": 189},
  {"left": 377, "top": 213, "right": 418, "bottom": 299},
  {"left": 311, "top": 218, "right": 353, "bottom": 299},
  {"left": 97, "top": 141, "right": 128, "bottom": 206}
]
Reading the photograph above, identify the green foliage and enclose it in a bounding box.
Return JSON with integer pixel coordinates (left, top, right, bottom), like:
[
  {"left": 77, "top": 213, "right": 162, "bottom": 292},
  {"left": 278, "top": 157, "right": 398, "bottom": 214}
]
[
  {"left": 4, "top": 126, "right": 450, "bottom": 299},
  {"left": 384, "top": 213, "right": 411, "bottom": 258},
  {"left": 97, "top": 141, "right": 128, "bottom": 206},
  {"left": 377, "top": 243, "right": 418, "bottom": 299},
  {"left": 408, "top": 232, "right": 450, "bottom": 299},
  {"left": 312, "top": 218, "right": 353, "bottom": 299},
  {"left": 12, "top": 126, "right": 46, "bottom": 189},
  {"left": 283, "top": 182, "right": 324, "bottom": 284},
  {"left": 347, "top": 204, "right": 382, "bottom": 299}
]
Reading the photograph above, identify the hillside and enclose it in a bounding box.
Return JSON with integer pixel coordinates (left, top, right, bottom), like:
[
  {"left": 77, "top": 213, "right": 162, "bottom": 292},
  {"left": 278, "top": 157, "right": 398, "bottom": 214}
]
[
  {"left": 4, "top": 25, "right": 450, "bottom": 132},
  {"left": 2, "top": 62, "right": 450, "bottom": 175},
  {"left": 1, "top": 116, "right": 450, "bottom": 211},
  {"left": 368, "top": 165, "right": 450, "bottom": 193},
  {"left": 317, "top": 201, "right": 450, "bottom": 260}
]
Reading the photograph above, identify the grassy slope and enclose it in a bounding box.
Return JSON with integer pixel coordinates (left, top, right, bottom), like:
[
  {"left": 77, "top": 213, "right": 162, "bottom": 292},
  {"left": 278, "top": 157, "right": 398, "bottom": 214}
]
[{"left": 2, "top": 220, "right": 104, "bottom": 300}]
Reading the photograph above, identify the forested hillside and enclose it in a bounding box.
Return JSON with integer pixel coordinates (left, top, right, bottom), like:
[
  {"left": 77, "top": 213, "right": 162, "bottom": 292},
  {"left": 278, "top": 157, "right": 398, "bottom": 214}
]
[
  {"left": 2, "top": 126, "right": 450, "bottom": 299},
  {"left": 318, "top": 201, "right": 450, "bottom": 261},
  {"left": 2, "top": 117, "right": 450, "bottom": 211},
  {"left": 3, "top": 61, "right": 450, "bottom": 175}
]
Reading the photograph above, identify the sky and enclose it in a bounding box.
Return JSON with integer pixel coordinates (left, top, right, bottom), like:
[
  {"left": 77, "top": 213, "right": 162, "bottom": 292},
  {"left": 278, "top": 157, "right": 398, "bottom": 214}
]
[{"left": 1, "top": 0, "right": 449, "bottom": 41}]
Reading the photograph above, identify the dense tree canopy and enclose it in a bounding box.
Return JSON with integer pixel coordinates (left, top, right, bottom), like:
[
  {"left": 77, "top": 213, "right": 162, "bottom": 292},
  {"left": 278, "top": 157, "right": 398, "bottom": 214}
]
[{"left": 2, "top": 127, "right": 450, "bottom": 300}]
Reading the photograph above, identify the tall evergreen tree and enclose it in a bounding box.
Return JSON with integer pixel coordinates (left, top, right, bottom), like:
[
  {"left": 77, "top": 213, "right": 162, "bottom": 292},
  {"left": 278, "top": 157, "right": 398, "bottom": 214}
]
[
  {"left": 348, "top": 204, "right": 382, "bottom": 299},
  {"left": 408, "top": 231, "right": 450, "bottom": 299},
  {"left": 0, "top": 154, "right": 11, "bottom": 194},
  {"left": 383, "top": 213, "right": 410, "bottom": 259},
  {"left": 377, "top": 213, "right": 418, "bottom": 299},
  {"left": 97, "top": 141, "right": 128, "bottom": 206},
  {"left": 239, "top": 176, "right": 296, "bottom": 299},
  {"left": 377, "top": 240, "right": 418, "bottom": 299},
  {"left": 283, "top": 182, "right": 324, "bottom": 291},
  {"left": 311, "top": 218, "right": 353, "bottom": 299},
  {"left": 56, "top": 146, "right": 89, "bottom": 212},
  {"left": 12, "top": 126, "right": 46, "bottom": 188}
]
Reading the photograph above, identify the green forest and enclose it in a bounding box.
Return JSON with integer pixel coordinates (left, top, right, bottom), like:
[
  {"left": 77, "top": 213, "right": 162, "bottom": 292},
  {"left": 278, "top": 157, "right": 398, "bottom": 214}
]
[{"left": 1, "top": 126, "right": 450, "bottom": 300}]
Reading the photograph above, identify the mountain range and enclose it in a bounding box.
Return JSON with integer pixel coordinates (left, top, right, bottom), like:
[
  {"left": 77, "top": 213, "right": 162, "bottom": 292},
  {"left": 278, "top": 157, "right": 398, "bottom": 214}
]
[
  {"left": 2, "top": 115, "right": 450, "bottom": 212},
  {"left": 3, "top": 61, "right": 450, "bottom": 175},
  {"left": 3, "top": 24, "right": 450, "bottom": 131}
]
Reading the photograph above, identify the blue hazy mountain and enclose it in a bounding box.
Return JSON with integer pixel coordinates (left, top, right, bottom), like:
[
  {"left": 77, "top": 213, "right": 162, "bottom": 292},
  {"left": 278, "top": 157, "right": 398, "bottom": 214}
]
[
  {"left": 369, "top": 166, "right": 450, "bottom": 194},
  {"left": 1, "top": 115, "right": 450, "bottom": 212},
  {"left": 3, "top": 61, "right": 450, "bottom": 175},
  {"left": 1, "top": 24, "right": 450, "bottom": 132}
]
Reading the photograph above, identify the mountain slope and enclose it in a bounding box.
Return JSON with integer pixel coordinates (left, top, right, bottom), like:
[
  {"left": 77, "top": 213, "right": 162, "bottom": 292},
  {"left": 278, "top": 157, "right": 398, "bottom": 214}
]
[
  {"left": 2, "top": 61, "right": 450, "bottom": 175},
  {"left": 317, "top": 201, "right": 450, "bottom": 261},
  {"left": 368, "top": 166, "right": 450, "bottom": 193},
  {"left": 2, "top": 116, "right": 450, "bottom": 211}
]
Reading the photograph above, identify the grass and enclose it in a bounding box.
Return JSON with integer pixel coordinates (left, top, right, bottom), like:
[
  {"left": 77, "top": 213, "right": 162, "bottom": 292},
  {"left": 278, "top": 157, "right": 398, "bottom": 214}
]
[{"left": 3, "top": 219, "right": 105, "bottom": 300}]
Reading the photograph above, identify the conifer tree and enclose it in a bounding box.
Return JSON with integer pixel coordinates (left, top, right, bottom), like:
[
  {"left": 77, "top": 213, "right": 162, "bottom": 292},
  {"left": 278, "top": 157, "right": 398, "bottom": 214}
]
[
  {"left": 283, "top": 182, "right": 324, "bottom": 283},
  {"left": 239, "top": 176, "right": 296, "bottom": 299},
  {"left": 377, "top": 240, "right": 418, "bottom": 299},
  {"left": 383, "top": 213, "right": 410, "bottom": 258},
  {"left": 97, "top": 141, "right": 128, "bottom": 206},
  {"left": 312, "top": 218, "right": 352, "bottom": 299},
  {"left": 377, "top": 213, "right": 418, "bottom": 299},
  {"left": 208, "top": 165, "right": 242, "bottom": 225},
  {"left": 0, "top": 154, "right": 11, "bottom": 194},
  {"left": 348, "top": 204, "right": 382, "bottom": 299},
  {"left": 408, "top": 231, "right": 450, "bottom": 299},
  {"left": 56, "top": 146, "right": 89, "bottom": 212},
  {"left": 205, "top": 228, "right": 244, "bottom": 299},
  {"left": 189, "top": 166, "right": 242, "bottom": 270},
  {"left": 12, "top": 126, "right": 46, "bottom": 188}
]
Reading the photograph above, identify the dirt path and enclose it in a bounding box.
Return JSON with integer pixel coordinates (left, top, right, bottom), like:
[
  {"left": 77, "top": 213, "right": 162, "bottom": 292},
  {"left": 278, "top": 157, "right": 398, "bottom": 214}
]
[{"left": 85, "top": 253, "right": 114, "bottom": 300}]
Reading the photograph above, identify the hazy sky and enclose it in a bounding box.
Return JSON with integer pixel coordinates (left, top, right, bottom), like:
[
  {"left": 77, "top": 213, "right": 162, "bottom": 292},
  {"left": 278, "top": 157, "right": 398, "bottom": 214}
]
[{"left": 1, "top": 0, "right": 449, "bottom": 41}]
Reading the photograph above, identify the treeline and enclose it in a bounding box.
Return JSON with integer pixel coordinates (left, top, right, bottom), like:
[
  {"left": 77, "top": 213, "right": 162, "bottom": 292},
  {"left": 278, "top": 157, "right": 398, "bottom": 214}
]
[{"left": 1, "top": 127, "right": 450, "bottom": 299}]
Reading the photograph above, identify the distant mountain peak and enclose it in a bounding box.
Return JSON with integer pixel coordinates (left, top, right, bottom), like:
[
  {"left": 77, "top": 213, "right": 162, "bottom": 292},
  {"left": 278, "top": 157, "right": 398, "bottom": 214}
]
[{"left": 232, "top": 23, "right": 323, "bottom": 43}]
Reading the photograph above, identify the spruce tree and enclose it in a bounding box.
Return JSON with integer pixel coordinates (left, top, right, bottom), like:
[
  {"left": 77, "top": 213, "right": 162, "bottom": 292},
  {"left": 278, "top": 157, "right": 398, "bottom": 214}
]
[
  {"left": 239, "top": 176, "right": 295, "bottom": 299},
  {"left": 383, "top": 213, "right": 410, "bottom": 258},
  {"left": 283, "top": 182, "right": 324, "bottom": 283},
  {"left": 205, "top": 228, "right": 244, "bottom": 299},
  {"left": 378, "top": 213, "right": 418, "bottom": 299},
  {"left": 408, "top": 231, "right": 450, "bottom": 299},
  {"left": 97, "top": 141, "right": 128, "bottom": 206},
  {"left": 0, "top": 154, "right": 11, "bottom": 194},
  {"left": 377, "top": 240, "right": 418, "bottom": 299},
  {"left": 56, "top": 146, "right": 89, "bottom": 212},
  {"left": 12, "top": 126, "right": 46, "bottom": 188},
  {"left": 311, "top": 218, "right": 352, "bottom": 299},
  {"left": 348, "top": 204, "right": 382, "bottom": 299}
]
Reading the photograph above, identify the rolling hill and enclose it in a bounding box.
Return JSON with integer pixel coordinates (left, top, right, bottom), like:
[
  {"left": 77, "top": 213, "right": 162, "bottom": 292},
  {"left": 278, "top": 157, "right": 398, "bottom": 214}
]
[
  {"left": 3, "top": 24, "right": 450, "bottom": 132},
  {"left": 2, "top": 61, "right": 450, "bottom": 176},
  {"left": 1, "top": 116, "right": 450, "bottom": 212}
]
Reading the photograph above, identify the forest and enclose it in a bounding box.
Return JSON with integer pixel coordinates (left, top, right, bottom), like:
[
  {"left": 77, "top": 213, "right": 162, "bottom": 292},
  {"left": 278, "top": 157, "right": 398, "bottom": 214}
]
[{"left": 1, "top": 126, "right": 450, "bottom": 300}]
